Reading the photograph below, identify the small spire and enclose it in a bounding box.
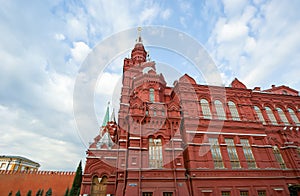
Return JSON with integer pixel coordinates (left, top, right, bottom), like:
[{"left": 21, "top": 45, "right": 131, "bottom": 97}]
[
  {"left": 110, "top": 108, "right": 116, "bottom": 122},
  {"left": 102, "top": 102, "right": 110, "bottom": 127},
  {"left": 137, "top": 27, "right": 142, "bottom": 43}
]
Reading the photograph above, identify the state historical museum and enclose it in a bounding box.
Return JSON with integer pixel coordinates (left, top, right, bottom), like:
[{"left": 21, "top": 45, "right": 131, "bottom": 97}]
[{"left": 81, "top": 33, "right": 300, "bottom": 196}]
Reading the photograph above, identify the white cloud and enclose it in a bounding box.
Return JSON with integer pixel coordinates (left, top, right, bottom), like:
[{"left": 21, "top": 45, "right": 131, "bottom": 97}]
[
  {"left": 217, "top": 21, "right": 248, "bottom": 43},
  {"left": 161, "top": 8, "right": 172, "bottom": 20},
  {"left": 70, "top": 41, "right": 92, "bottom": 64},
  {"left": 222, "top": 0, "right": 248, "bottom": 17},
  {"left": 96, "top": 72, "right": 121, "bottom": 96},
  {"left": 54, "top": 33, "right": 66, "bottom": 41},
  {"left": 208, "top": 0, "right": 300, "bottom": 90},
  {"left": 140, "top": 6, "right": 160, "bottom": 24}
]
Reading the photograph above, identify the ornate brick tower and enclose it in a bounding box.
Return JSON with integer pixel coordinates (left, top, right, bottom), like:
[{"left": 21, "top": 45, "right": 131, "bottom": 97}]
[{"left": 81, "top": 31, "right": 300, "bottom": 196}]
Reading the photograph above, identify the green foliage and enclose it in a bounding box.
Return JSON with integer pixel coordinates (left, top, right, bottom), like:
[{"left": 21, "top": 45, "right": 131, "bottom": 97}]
[
  {"left": 26, "top": 190, "right": 32, "bottom": 196},
  {"left": 35, "top": 190, "right": 40, "bottom": 196},
  {"left": 8, "top": 191, "right": 13, "bottom": 196},
  {"left": 15, "top": 190, "right": 21, "bottom": 196},
  {"left": 35, "top": 189, "right": 43, "bottom": 196},
  {"left": 64, "top": 188, "right": 69, "bottom": 196},
  {"left": 65, "top": 188, "right": 69, "bottom": 196},
  {"left": 69, "top": 161, "right": 82, "bottom": 196},
  {"left": 45, "top": 188, "right": 52, "bottom": 196}
]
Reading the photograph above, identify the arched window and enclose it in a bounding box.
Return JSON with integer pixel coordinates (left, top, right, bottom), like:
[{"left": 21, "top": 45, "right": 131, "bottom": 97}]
[
  {"left": 91, "top": 176, "right": 107, "bottom": 196},
  {"left": 149, "top": 88, "right": 155, "bottom": 102},
  {"left": 254, "top": 106, "right": 265, "bottom": 124},
  {"left": 288, "top": 108, "right": 300, "bottom": 125},
  {"left": 149, "top": 138, "right": 162, "bottom": 168},
  {"left": 228, "top": 101, "right": 240, "bottom": 121},
  {"left": 214, "top": 100, "right": 226, "bottom": 120},
  {"left": 200, "top": 99, "right": 212, "bottom": 119},
  {"left": 276, "top": 108, "right": 289, "bottom": 125},
  {"left": 265, "top": 107, "right": 278, "bottom": 125}
]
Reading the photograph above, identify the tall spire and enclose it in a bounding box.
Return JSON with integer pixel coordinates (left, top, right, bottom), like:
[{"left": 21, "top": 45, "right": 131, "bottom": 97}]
[
  {"left": 137, "top": 27, "right": 142, "bottom": 43},
  {"left": 102, "top": 102, "right": 110, "bottom": 127}
]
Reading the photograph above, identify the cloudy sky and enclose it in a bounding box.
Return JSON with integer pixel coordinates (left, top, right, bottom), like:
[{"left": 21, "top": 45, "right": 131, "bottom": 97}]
[{"left": 1, "top": 0, "right": 300, "bottom": 171}]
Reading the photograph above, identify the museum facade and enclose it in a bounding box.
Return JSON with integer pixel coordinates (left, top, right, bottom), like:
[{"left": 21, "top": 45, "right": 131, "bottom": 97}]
[{"left": 81, "top": 34, "right": 300, "bottom": 196}]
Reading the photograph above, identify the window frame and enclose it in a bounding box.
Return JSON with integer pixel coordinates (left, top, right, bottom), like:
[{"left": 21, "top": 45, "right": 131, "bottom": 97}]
[
  {"left": 200, "top": 99, "right": 212, "bottom": 119},
  {"left": 228, "top": 101, "right": 240, "bottom": 121},
  {"left": 214, "top": 100, "right": 226, "bottom": 120},
  {"left": 149, "top": 137, "right": 163, "bottom": 168},
  {"left": 265, "top": 106, "right": 278, "bottom": 125}
]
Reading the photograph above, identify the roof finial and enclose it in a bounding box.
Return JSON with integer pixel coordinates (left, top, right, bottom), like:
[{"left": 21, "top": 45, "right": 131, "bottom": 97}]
[{"left": 137, "top": 27, "right": 142, "bottom": 43}]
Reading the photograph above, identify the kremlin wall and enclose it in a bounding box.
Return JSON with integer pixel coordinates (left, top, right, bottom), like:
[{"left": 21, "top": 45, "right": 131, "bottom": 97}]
[{"left": 0, "top": 170, "right": 75, "bottom": 195}]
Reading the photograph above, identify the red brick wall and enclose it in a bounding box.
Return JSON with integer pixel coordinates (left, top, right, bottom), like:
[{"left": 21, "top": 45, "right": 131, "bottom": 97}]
[{"left": 0, "top": 170, "right": 75, "bottom": 195}]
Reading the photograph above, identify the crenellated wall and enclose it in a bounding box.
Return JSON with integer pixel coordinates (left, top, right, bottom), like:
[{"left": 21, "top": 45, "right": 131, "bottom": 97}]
[{"left": 0, "top": 170, "right": 75, "bottom": 195}]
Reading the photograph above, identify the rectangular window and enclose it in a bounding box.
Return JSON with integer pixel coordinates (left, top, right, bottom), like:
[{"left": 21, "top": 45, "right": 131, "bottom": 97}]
[
  {"left": 273, "top": 146, "right": 286, "bottom": 169},
  {"left": 221, "top": 191, "right": 231, "bottom": 196},
  {"left": 132, "top": 157, "right": 137, "bottom": 165},
  {"left": 240, "top": 139, "right": 256, "bottom": 168},
  {"left": 257, "top": 190, "right": 266, "bottom": 196},
  {"left": 240, "top": 191, "right": 248, "bottom": 196},
  {"left": 225, "top": 138, "right": 241, "bottom": 168},
  {"left": 149, "top": 138, "right": 163, "bottom": 168},
  {"left": 0, "top": 163, "right": 6, "bottom": 169},
  {"left": 163, "top": 192, "right": 173, "bottom": 196},
  {"left": 143, "top": 192, "right": 153, "bottom": 196},
  {"left": 209, "top": 138, "right": 224, "bottom": 168},
  {"left": 149, "top": 88, "right": 155, "bottom": 102}
]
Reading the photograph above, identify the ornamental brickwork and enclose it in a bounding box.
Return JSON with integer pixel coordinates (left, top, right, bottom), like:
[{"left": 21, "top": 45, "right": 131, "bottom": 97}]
[{"left": 81, "top": 35, "right": 300, "bottom": 196}]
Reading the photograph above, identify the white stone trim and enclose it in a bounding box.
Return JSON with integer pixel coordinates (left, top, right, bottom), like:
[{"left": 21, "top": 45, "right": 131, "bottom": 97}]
[
  {"left": 129, "top": 137, "right": 141, "bottom": 140},
  {"left": 186, "top": 130, "right": 267, "bottom": 137}
]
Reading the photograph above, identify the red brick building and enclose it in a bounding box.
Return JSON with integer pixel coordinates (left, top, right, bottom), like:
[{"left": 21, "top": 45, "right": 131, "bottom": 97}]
[{"left": 81, "top": 34, "right": 300, "bottom": 196}]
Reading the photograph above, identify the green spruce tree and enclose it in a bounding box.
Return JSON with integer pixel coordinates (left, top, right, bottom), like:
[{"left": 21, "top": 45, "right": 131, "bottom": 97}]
[
  {"left": 15, "top": 190, "right": 21, "bottom": 196},
  {"left": 45, "top": 188, "right": 52, "bottom": 196},
  {"left": 69, "top": 161, "right": 82, "bottom": 196},
  {"left": 26, "top": 190, "right": 32, "bottom": 196},
  {"left": 64, "top": 188, "right": 69, "bottom": 196}
]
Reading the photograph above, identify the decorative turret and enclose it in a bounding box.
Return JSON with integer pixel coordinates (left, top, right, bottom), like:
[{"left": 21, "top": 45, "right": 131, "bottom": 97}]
[{"left": 131, "top": 27, "right": 147, "bottom": 65}]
